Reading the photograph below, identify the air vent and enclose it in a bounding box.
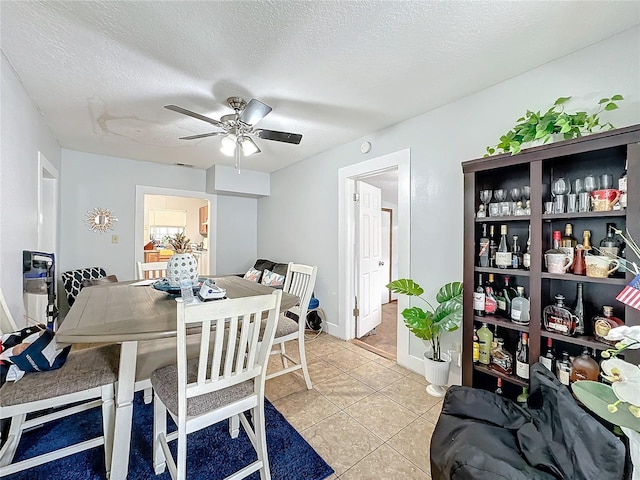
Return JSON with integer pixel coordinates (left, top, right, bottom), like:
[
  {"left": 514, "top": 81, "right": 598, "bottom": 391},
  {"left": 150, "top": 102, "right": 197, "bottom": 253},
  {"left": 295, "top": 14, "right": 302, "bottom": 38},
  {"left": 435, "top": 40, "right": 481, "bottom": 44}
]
[{"left": 173, "top": 162, "right": 194, "bottom": 168}]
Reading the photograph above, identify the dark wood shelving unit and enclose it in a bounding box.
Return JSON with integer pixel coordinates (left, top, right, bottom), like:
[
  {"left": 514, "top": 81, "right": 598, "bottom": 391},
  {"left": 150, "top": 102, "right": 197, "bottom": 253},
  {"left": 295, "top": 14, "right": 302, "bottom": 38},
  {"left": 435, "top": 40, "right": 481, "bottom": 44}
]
[{"left": 462, "top": 124, "right": 640, "bottom": 394}]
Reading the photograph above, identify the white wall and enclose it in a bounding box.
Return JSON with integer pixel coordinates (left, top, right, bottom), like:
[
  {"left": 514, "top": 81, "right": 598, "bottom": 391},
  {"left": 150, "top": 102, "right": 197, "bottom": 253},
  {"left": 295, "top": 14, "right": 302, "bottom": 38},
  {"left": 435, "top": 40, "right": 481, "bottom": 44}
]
[
  {"left": 258, "top": 27, "right": 640, "bottom": 372},
  {"left": 214, "top": 195, "right": 258, "bottom": 275},
  {"left": 1, "top": 54, "right": 62, "bottom": 326}
]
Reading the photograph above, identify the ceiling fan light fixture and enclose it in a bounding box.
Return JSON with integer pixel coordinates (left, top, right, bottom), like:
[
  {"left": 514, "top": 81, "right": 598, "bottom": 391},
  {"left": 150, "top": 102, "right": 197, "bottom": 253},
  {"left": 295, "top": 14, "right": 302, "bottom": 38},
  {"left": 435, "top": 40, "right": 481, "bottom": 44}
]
[
  {"left": 220, "top": 134, "right": 237, "bottom": 156},
  {"left": 240, "top": 136, "right": 260, "bottom": 156}
]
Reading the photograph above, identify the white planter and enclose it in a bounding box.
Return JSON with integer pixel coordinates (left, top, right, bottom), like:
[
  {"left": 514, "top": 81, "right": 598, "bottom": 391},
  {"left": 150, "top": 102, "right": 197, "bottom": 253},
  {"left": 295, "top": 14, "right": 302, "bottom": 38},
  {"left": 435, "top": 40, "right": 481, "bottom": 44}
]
[
  {"left": 424, "top": 352, "right": 451, "bottom": 397},
  {"left": 167, "top": 253, "right": 198, "bottom": 287}
]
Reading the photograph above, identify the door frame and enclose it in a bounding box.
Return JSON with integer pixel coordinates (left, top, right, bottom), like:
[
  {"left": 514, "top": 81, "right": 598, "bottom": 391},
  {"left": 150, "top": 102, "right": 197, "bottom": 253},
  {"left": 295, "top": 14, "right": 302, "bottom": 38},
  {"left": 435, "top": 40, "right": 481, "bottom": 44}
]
[
  {"left": 338, "top": 149, "right": 412, "bottom": 368},
  {"left": 381, "top": 207, "right": 393, "bottom": 304},
  {"left": 134, "top": 186, "right": 217, "bottom": 278}
]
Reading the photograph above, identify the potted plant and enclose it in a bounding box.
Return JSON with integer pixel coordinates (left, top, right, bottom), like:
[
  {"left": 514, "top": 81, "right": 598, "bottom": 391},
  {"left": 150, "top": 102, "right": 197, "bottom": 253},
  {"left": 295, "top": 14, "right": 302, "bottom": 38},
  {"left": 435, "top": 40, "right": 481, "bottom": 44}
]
[
  {"left": 166, "top": 232, "right": 198, "bottom": 287},
  {"left": 485, "top": 94, "right": 624, "bottom": 156},
  {"left": 386, "top": 279, "right": 463, "bottom": 396}
]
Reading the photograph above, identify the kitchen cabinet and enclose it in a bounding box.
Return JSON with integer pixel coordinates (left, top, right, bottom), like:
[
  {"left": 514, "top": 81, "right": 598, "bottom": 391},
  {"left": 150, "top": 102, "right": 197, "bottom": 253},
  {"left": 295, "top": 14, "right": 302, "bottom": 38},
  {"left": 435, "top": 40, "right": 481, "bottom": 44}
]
[
  {"left": 461, "top": 124, "right": 639, "bottom": 397},
  {"left": 144, "top": 251, "right": 159, "bottom": 263},
  {"left": 199, "top": 205, "right": 208, "bottom": 236},
  {"left": 149, "top": 209, "right": 187, "bottom": 227}
]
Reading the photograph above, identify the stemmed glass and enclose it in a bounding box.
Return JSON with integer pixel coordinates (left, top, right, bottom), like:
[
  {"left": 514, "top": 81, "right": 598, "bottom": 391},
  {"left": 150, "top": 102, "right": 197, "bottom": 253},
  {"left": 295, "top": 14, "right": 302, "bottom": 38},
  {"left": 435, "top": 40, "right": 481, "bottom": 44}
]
[
  {"left": 573, "top": 178, "right": 584, "bottom": 195},
  {"left": 551, "top": 177, "right": 571, "bottom": 213},
  {"left": 480, "top": 190, "right": 492, "bottom": 209},
  {"left": 493, "top": 189, "right": 507, "bottom": 202},
  {"left": 522, "top": 186, "right": 531, "bottom": 202},
  {"left": 584, "top": 175, "right": 599, "bottom": 193}
]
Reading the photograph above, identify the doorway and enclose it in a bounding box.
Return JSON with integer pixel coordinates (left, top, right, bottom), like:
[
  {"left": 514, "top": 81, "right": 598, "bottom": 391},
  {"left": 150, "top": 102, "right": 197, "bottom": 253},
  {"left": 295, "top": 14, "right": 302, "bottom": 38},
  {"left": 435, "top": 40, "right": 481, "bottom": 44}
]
[{"left": 338, "top": 149, "right": 412, "bottom": 369}]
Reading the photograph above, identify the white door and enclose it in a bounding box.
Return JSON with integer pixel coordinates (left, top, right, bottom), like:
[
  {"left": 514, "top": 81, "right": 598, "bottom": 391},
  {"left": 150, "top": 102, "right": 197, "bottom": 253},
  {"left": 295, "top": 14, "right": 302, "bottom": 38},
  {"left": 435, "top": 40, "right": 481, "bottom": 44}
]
[
  {"left": 356, "top": 181, "right": 382, "bottom": 338},
  {"left": 380, "top": 209, "right": 391, "bottom": 305}
]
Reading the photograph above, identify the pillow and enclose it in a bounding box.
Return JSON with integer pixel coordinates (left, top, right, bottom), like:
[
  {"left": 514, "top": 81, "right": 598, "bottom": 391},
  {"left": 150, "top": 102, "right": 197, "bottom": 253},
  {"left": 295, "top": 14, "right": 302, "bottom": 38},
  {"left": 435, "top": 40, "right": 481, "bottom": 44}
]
[
  {"left": 253, "top": 259, "right": 276, "bottom": 273},
  {"left": 261, "top": 268, "right": 285, "bottom": 288},
  {"left": 81, "top": 274, "right": 119, "bottom": 288},
  {"left": 243, "top": 267, "right": 262, "bottom": 283}
]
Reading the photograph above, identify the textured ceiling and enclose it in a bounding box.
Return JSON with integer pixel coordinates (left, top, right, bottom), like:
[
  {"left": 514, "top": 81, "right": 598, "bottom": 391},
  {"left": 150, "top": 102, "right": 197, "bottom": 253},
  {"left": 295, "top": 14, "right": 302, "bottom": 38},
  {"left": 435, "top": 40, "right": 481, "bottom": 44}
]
[{"left": 2, "top": 1, "right": 638, "bottom": 172}]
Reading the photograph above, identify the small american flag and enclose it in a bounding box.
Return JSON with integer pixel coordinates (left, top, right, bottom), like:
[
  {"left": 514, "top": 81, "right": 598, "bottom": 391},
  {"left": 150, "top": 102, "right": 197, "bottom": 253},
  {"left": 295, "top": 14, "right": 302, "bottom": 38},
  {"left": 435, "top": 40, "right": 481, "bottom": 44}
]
[{"left": 616, "top": 273, "right": 640, "bottom": 311}]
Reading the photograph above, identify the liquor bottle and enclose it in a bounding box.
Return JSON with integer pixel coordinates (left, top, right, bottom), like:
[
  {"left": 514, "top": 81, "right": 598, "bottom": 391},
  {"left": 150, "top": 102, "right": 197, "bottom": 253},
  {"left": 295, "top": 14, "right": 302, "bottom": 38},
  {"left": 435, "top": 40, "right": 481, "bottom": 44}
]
[
  {"left": 573, "top": 283, "right": 585, "bottom": 335},
  {"left": 515, "top": 333, "right": 530, "bottom": 380},
  {"left": 560, "top": 223, "right": 577, "bottom": 259},
  {"left": 599, "top": 223, "right": 622, "bottom": 258},
  {"left": 543, "top": 294, "right": 576, "bottom": 336},
  {"left": 570, "top": 347, "right": 599, "bottom": 382},
  {"left": 478, "top": 223, "right": 490, "bottom": 267},
  {"left": 473, "top": 273, "right": 486, "bottom": 317},
  {"left": 489, "top": 225, "right": 498, "bottom": 268},
  {"left": 556, "top": 351, "right": 571, "bottom": 386},
  {"left": 539, "top": 337, "right": 555, "bottom": 372},
  {"left": 490, "top": 337, "right": 513, "bottom": 375},
  {"left": 517, "top": 387, "right": 529, "bottom": 406},
  {"left": 495, "top": 377, "right": 504, "bottom": 396},
  {"left": 472, "top": 328, "right": 479, "bottom": 364},
  {"left": 484, "top": 274, "right": 498, "bottom": 316},
  {"left": 511, "top": 286, "right": 530, "bottom": 325},
  {"left": 495, "top": 225, "right": 512, "bottom": 269},
  {"left": 593, "top": 306, "right": 625, "bottom": 344},
  {"left": 511, "top": 235, "right": 523, "bottom": 269},
  {"left": 572, "top": 230, "right": 591, "bottom": 276},
  {"left": 545, "top": 230, "right": 563, "bottom": 256},
  {"left": 502, "top": 276, "right": 516, "bottom": 319},
  {"left": 477, "top": 322, "right": 493, "bottom": 365},
  {"left": 523, "top": 225, "right": 531, "bottom": 270},
  {"left": 619, "top": 160, "right": 627, "bottom": 209}
]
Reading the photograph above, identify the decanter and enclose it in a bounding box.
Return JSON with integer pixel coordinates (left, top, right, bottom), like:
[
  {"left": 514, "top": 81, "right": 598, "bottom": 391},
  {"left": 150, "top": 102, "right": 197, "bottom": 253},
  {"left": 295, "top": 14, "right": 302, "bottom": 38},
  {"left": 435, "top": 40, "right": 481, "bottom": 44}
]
[
  {"left": 490, "top": 338, "right": 513, "bottom": 375},
  {"left": 593, "top": 306, "right": 624, "bottom": 344},
  {"left": 543, "top": 294, "right": 577, "bottom": 336}
]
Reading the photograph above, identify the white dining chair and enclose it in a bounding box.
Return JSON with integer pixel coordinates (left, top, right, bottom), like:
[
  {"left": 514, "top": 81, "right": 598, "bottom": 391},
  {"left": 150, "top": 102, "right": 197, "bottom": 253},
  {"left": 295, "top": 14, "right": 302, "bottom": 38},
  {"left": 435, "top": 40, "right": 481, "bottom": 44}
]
[
  {"left": 0, "top": 288, "right": 119, "bottom": 477},
  {"left": 137, "top": 261, "right": 168, "bottom": 280},
  {"left": 266, "top": 263, "right": 317, "bottom": 389},
  {"left": 151, "top": 290, "right": 282, "bottom": 480}
]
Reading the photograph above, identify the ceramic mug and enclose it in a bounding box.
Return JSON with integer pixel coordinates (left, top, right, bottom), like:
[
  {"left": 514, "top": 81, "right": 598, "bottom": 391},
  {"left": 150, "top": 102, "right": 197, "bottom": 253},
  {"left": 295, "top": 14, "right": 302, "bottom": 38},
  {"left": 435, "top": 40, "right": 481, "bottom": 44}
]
[
  {"left": 545, "top": 252, "right": 573, "bottom": 274},
  {"left": 590, "top": 189, "right": 621, "bottom": 211},
  {"left": 585, "top": 255, "right": 620, "bottom": 278}
]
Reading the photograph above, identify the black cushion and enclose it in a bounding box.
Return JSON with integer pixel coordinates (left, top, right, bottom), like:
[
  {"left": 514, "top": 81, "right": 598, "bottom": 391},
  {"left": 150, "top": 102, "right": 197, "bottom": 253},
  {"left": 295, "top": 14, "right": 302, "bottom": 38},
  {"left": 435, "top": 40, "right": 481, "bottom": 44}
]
[
  {"left": 253, "top": 259, "right": 275, "bottom": 273},
  {"left": 271, "top": 263, "right": 289, "bottom": 277}
]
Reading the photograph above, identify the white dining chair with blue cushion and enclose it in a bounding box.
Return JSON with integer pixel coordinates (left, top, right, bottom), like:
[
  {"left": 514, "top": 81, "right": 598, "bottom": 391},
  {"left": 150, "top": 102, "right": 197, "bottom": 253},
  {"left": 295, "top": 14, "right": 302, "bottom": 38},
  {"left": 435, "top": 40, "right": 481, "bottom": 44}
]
[{"left": 151, "top": 290, "right": 282, "bottom": 480}]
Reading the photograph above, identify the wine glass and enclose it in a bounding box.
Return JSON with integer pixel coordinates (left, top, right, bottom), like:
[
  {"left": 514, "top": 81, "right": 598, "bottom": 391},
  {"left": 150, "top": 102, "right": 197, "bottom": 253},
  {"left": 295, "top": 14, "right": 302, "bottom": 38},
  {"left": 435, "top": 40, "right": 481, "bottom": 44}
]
[
  {"left": 493, "top": 189, "right": 507, "bottom": 202},
  {"left": 584, "top": 175, "right": 599, "bottom": 193},
  {"left": 572, "top": 178, "right": 584, "bottom": 195},
  {"left": 522, "top": 186, "right": 531, "bottom": 202},
  {"left": 600, "top": 173, "right": 613, "bottom": 190},
  {"left": 551, "top": 177, "right": 571, "bottom": 213},
  {"left": 479, "top": 189, "right": 492, "bottom": 209},
  {"left": 510, "top": 187, "right": 522, "bottom": 202}
]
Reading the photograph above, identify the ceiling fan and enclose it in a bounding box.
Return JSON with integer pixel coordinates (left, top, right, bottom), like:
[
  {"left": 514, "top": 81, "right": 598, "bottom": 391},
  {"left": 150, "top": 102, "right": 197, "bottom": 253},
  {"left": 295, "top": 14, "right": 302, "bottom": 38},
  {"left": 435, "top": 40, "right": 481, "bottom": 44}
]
[{"left": 165, "top": 97, "right": 302, "bottom": 171}]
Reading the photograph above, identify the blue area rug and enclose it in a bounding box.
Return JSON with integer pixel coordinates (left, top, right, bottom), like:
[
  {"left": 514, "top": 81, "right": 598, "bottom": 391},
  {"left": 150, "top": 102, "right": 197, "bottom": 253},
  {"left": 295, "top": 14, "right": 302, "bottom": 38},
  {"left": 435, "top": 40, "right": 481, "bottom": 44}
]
[{"left": 6, "top": 392, "right": 334, "bottom": 480}]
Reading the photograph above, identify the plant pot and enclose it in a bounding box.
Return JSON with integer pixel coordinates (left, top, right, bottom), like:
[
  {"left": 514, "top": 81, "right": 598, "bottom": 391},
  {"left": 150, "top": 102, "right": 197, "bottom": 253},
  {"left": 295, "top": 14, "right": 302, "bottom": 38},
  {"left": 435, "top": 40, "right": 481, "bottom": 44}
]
[
  {"left": 167, "top": 252, "right": 198, "bottom": 287},
  {"left": 424, "top": 352, "right": 451, "bottom": 397}
]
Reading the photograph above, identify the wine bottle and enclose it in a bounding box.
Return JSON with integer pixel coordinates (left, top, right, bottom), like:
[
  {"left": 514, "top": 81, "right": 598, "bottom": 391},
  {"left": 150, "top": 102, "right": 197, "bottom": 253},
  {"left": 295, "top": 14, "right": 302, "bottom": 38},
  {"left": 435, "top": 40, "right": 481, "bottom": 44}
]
[
  {"left": 472, "top": 329, "right": 479, "bottom": 364},
  {"left": 497, "top": 276, "right": 515, "bottom": 319},
  {"left": 557, "top": 351, "right": 571, "bottom": 386},
  {"left": 477, "top": 322, "right": 493, "bottom": 365},
  {"left": 619, "top": 160, "right": 627, "bottom": 209},
  {"left": 511, "top": 235, "right": 523, "bottom": 269},
  {"left": 478, "top": 223, "right": 489, "bottom": 267},
  {"left": 523, "top": 225, "right": 531, "bottom": 270},
  {"left": 516, "top": 387, "right": 529, "bottom": 406},
  {"left": 539, "top": 337, "right": 555, "bottom": 372},
  {"left": 560, "top": 223, "right": 577, "bottom": 259},
  {"left": 489, "top": 225, "right": 498, "bottom": 268},
  {"left": 599, "top": 223, "right": 622, "bottom": 257},
  {"left": 484, "top": 274, "right": 498, "bottom": 316},
  {"left": 473, "top": 273, "right": 486, "bottom": 317},
  {"left": 495, "top": 377, "right": 504, "bottom": 396},
  {"left": 495, "top": 225, "right": 512, "bottom": 269},
  {"left": 573, "top": 283, "right": 585, "bottom": 335},
  {"left": 516, "top": 333, "right": 530, "bottom": 380},
  {"left": 511, "top": 286, "right": 530, "bottom": 325}
]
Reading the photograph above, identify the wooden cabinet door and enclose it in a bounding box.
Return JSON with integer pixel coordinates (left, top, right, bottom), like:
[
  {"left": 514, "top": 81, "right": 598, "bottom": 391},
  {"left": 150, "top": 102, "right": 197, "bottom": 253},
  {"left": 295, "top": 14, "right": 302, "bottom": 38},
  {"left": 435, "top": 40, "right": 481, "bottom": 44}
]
[
  {"left": 144, "top": 251, "right": 160, "bottom": 262},
  {"left": 199, "top": 205, "right": 208, "bottom": 236}
]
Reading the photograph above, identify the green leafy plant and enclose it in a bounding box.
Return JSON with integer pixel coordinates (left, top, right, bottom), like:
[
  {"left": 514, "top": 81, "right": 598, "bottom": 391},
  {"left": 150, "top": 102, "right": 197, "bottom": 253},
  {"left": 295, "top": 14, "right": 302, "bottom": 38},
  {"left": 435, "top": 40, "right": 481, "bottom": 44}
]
[
  {"left": 386, "top": 279, "right": 463, "bottom": 361},
  {"left": 485, "top": 94, "right": 624, "bottom": 156},
  {"left": 168, "top": 232, "right": 191, "bottom": 253}
]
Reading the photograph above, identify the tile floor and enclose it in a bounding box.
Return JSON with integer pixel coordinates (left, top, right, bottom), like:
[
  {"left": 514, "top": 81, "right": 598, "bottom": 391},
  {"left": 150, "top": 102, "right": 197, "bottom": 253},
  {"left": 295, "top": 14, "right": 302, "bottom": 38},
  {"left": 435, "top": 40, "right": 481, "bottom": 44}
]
[{"left": 266, "top": 333, "right": 442, "bottom": 479}]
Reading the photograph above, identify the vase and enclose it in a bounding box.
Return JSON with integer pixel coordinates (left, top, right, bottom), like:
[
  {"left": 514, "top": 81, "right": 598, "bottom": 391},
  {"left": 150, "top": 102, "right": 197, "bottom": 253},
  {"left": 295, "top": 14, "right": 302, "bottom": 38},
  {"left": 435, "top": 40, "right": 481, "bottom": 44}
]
[
  {"left": 424, "top": 351, "right": 451, "bottom": 397},
  {"left": 167, "top": 252, "right": 198, "bottom": 287}
]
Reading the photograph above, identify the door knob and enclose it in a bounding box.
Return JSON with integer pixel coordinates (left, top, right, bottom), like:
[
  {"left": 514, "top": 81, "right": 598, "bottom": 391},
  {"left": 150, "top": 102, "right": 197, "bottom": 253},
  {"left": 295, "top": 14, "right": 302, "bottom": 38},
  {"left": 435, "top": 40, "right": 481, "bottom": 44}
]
[{"left": 378, "top": 260, "right": 385, "bottom": 266}]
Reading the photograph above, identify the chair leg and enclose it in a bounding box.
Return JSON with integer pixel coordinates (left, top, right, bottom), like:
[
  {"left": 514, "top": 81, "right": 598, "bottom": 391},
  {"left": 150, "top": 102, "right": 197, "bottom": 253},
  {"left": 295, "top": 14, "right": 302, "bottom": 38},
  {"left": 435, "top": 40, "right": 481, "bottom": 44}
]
[
  {"left": 153, "top": 395, "right": 167, "bottom": 475},
  {"left": 229, "top": 415, "right": 240, "bottom": 439},
  {"left": 176, "top": 420, "right": 187, "bottom": 480},
  {"left": 0, "top": 413, "right": 25, "bottom": 467},
  {"left": 298, "top": 335, "right": 313, "bottom": 390},
  {"left": 280, "top": 341, "right": 289, "bottom": 369},
  {"left": 101, "top": 384, "right": 116, "bottom": 475},
  {"left": 144, "top": 386, "right": 153, "bottom": 405},
  {"left": 253, "top": 401, "right": 271, "bottom": 480}
]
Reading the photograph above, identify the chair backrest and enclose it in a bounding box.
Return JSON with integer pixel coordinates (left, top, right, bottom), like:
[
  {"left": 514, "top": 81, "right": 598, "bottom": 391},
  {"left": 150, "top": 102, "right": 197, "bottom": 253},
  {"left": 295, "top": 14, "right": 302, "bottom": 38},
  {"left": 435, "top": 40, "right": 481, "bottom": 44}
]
[
  {"left": 176, "top": 290, "right": 282, "bottom": 414},
  {"left": 0, "top": 288, "right": 18, "bottom": 334},
  {"left": 61, "top": 267, "right": 106, "bottom": 307},
  {"left": 283, "top": 263, "right": 318, "bottom": 321},
  {"left": 136, "top": 261, "right": 168, "bottom": 280}
]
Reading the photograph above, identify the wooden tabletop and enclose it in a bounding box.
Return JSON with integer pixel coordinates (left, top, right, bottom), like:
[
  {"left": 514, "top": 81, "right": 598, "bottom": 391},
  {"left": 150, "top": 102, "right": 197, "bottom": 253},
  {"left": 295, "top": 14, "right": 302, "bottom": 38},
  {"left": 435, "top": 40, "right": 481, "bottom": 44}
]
[{"left": 56, "top": 276, "right": 299, "bottom": 344}]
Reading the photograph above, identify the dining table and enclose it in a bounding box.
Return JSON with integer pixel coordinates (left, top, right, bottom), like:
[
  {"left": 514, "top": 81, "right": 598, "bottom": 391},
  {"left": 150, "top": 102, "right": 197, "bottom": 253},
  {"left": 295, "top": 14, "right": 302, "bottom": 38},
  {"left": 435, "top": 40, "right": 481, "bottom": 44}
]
[{"left": 56, "top": 275, "right": 299, "bottom": 480}]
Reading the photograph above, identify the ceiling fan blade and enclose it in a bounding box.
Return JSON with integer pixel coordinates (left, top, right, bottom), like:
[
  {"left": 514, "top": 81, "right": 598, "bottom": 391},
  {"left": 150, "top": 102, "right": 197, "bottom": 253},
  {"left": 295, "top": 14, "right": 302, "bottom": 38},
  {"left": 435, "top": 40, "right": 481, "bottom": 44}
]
[
  {"left": 239, "top": 99, "right": 272, "bottom": 125},
  {"left": 256, "top": 129, "right": 302, "bottom": 144},
  {"left": 179, "top": 132, "right": 224, "bottom": 140},
  {"left": 165, "top": 105, "right": 224, "bottom": 128}
]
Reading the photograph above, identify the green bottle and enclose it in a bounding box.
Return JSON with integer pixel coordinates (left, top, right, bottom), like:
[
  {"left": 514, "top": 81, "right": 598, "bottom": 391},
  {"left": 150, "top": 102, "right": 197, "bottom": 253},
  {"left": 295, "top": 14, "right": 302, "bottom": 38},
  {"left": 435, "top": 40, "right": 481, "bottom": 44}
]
[
  {"left": 517, "top": 387, "right": 529, "bottom": 406},
  {"left": 477, "top": 323, "right": 493, "bottom": 365}
]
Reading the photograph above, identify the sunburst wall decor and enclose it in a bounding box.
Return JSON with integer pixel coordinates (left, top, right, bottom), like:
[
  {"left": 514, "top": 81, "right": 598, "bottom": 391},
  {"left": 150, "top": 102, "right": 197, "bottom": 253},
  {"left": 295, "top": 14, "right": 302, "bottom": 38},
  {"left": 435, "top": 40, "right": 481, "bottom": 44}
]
[{"left": 85, "top": 207, "right": 118, "bottom": 233}]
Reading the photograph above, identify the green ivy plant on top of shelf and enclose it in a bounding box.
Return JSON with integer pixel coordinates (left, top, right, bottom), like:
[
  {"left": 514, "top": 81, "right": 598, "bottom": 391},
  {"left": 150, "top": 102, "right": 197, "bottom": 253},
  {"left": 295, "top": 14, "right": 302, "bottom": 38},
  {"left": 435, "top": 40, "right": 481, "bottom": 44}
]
[{"left": 485, "top": 94, "right": 624, "bottom": 156}]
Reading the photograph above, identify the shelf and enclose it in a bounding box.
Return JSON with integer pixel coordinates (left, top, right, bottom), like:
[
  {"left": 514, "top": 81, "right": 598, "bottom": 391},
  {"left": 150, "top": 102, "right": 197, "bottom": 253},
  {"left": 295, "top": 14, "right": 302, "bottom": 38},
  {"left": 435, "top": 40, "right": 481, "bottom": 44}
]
[
  {"left": 542, "top": 210, "right": 626, "bottom": 221},
  {"left": 475, "top": 215, "right": 530, "bottom": 223},
  {"left": 540, "top": 331, "right": 609, "bottom": 350},
  {"left": 473, "top": 364, "right": 529, "bottom": 387},
  {"left": 473, "top": 315, "right": 529, "bottom": 333},
  {"left": 540, "top": 272, "right": 628, "bottom": 285},
  {"left": 475, "top": 267, "right": 530, "bottom": 277}
]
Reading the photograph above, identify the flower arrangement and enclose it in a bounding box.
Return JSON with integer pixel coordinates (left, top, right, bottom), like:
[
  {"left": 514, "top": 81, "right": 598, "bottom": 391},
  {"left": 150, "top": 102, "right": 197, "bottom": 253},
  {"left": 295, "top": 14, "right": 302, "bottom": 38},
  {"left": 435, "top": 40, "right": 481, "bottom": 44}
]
[{"left": 168, "top": 232, "right": 191, "bottom": 253}]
